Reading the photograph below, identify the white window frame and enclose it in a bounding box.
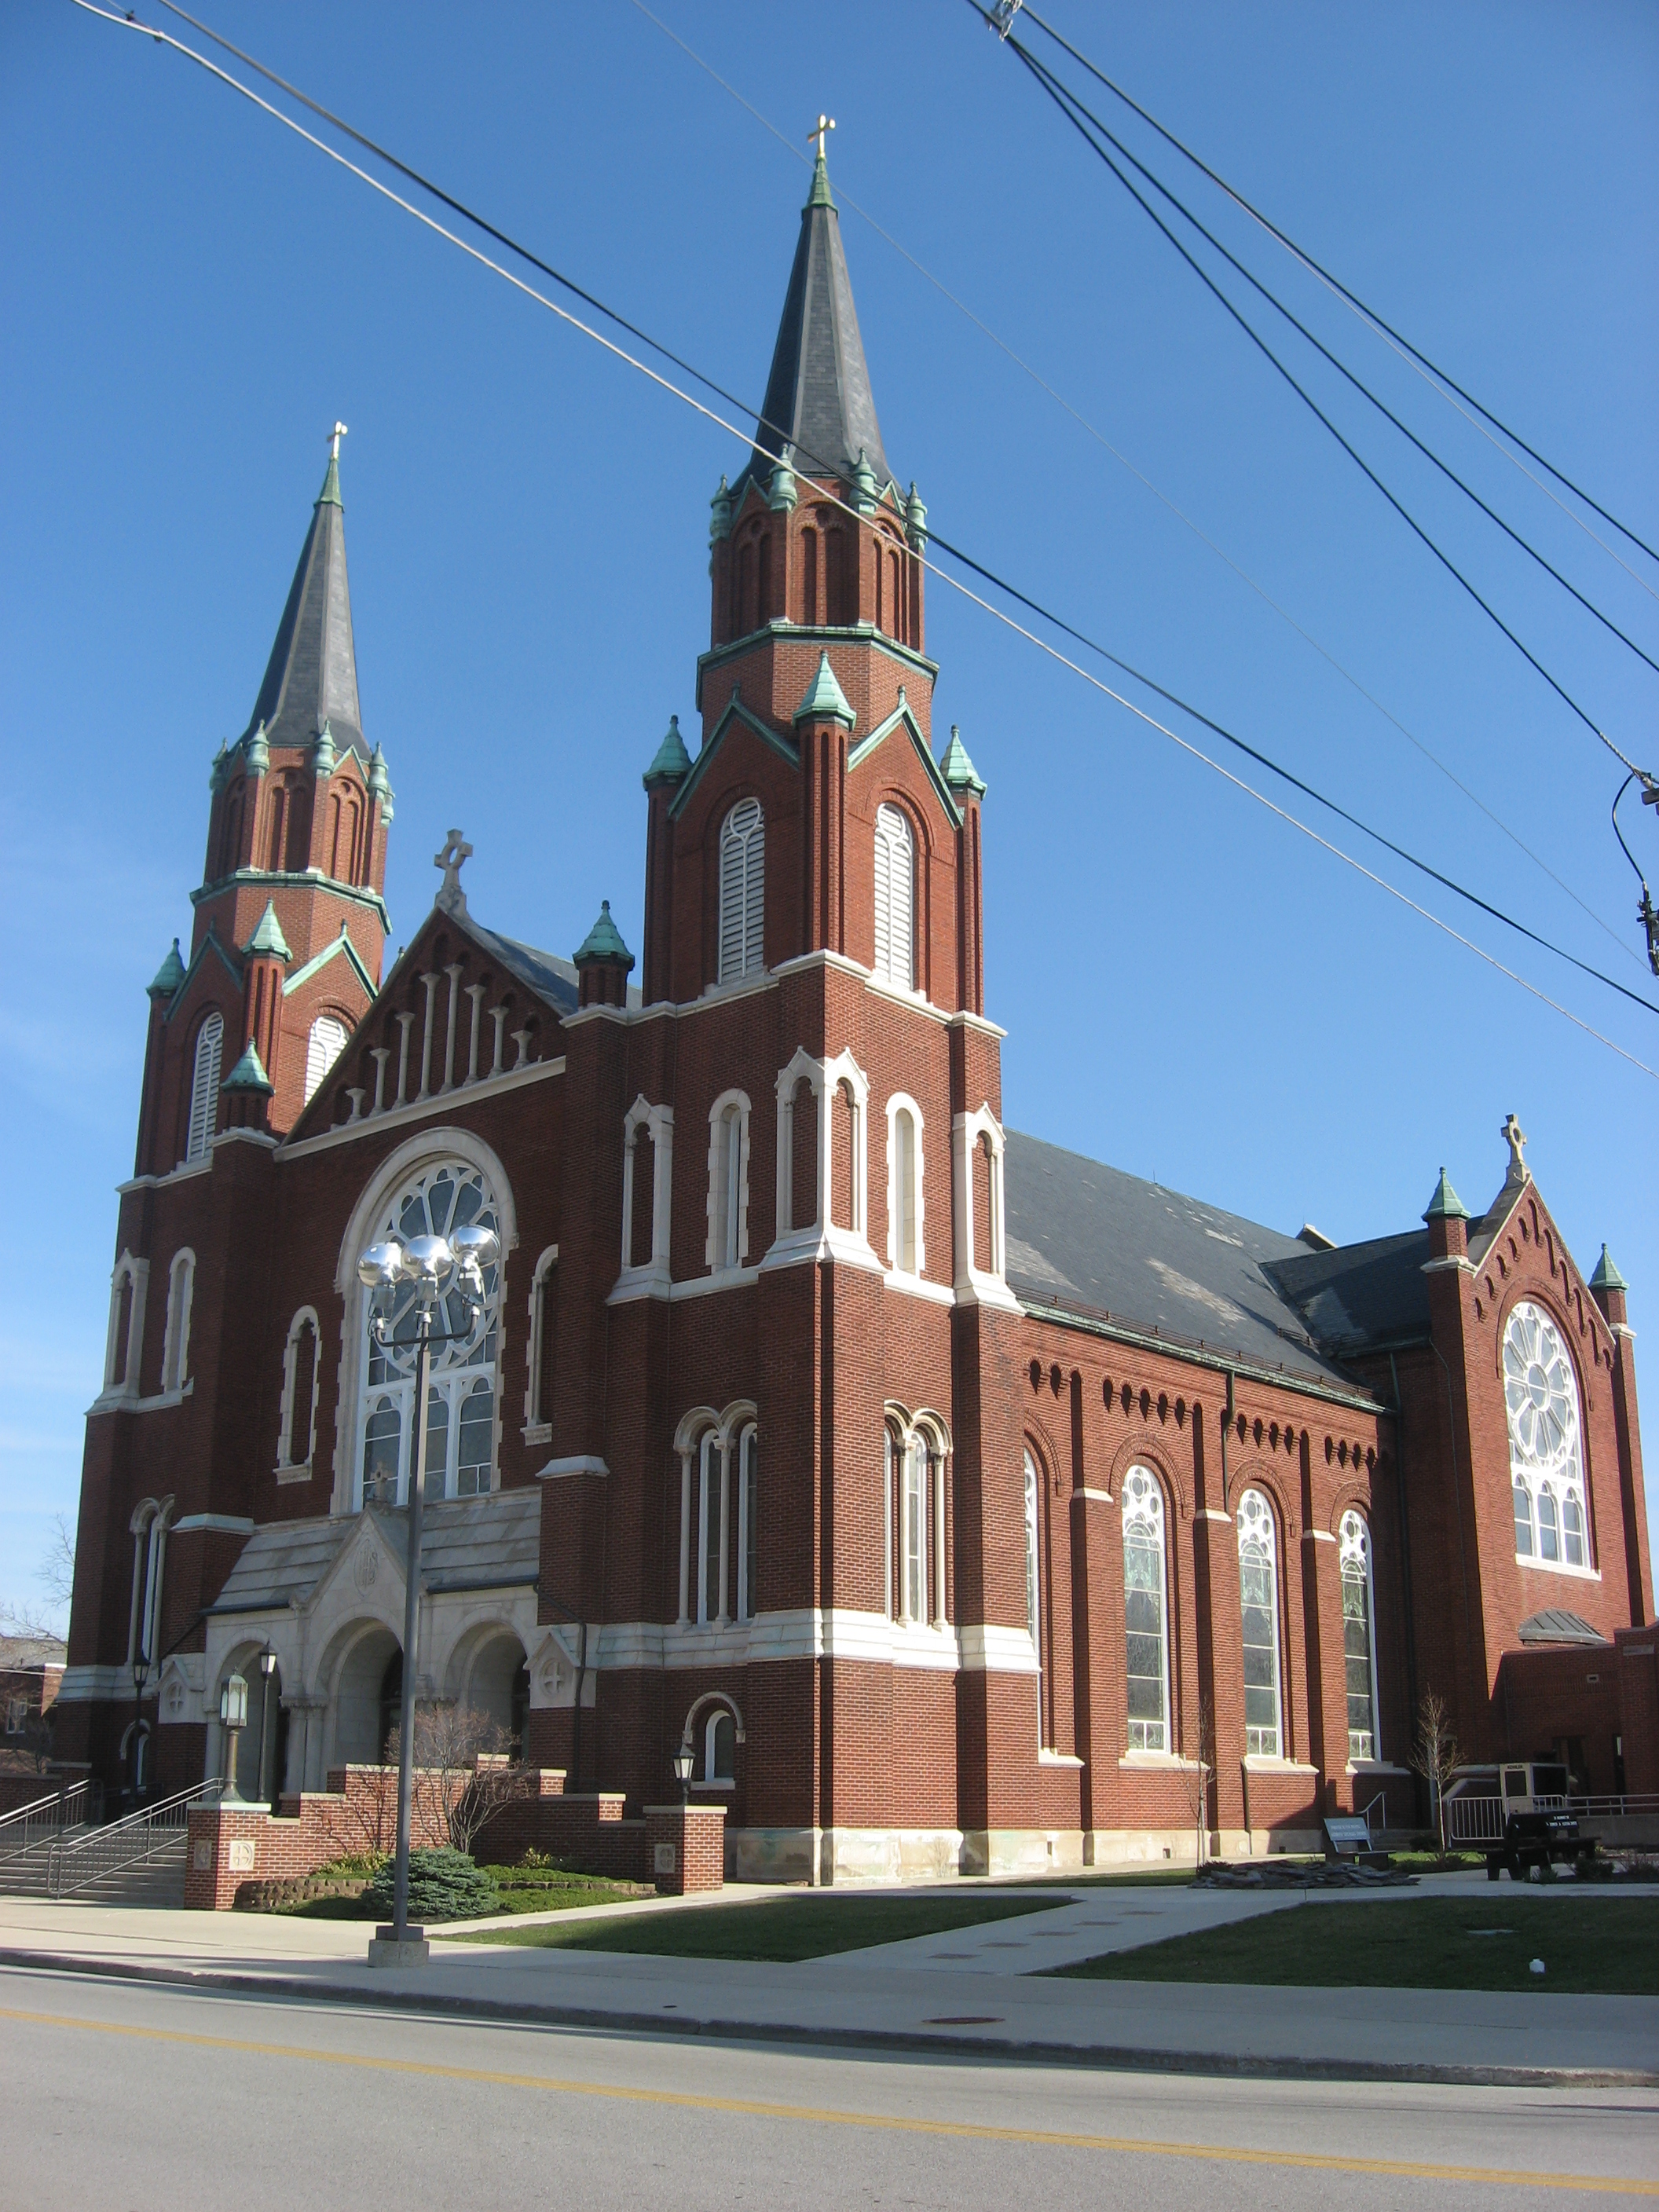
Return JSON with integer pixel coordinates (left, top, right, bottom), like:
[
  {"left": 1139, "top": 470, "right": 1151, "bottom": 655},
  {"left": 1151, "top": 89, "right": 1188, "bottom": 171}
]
[
  {"left": 703, "top": 1708, "right": 736, "bottom": 1787},
  {"left": 886, "top": 1407, "right": 949, "bottom": 1629},
  {"left": 102, "top": 1251, "right": 149, "bottom": 1401},
  {"left": 1237, "top": 1487, "right": 1283, "bottom": 1759},
  {"left": 523, "top": 1245, "right": 558, "bottom": 1443},
  {"left": 676, "top": 1401, "right": 757, "bottom": 1630},
  {"left": 126, "top": 1497, "right": 173, "bottom": 1670},
  {"left": 276, "top": 1306, "right": 321, "bottom": 1471},
  {"left": 771, "top": 1047, "right": 873, "bottom": 1264},
  {"left": 1024, "top": 1445, "right": 1045, "bottom": 1745},
  {"left": 884, "top": 1093, "right": 925, "bottom": 1276},
  {"left": 873, "top": 801, "right": 916, "bottom": 991},
  {"left": 1503, "top": 1299, "right": 1595, "bottom": 1578},
  {"left": 1122, "top": 1465, "right": 1170, "bottom": 1754},
  {"left": 735, "top": 1421, "right": 759, "bottom": 1624},
  {"left": 185, "top": 1010, "right": 224, "bottom": 1163},
  {"left": 304, "top": 1013, "right": 350, "bottom": 1105},
  {"left": 617, "top": 1097, "right": 674, "bottom": 1294},
  {"left": 1339, "top": 1510, "right": 1381, "bottom": 1765},
  {"left": 705, "top": 1090, "right": 753, "bottom": 1275},
  {"left": 952, "top": 1105, "right": 1016, "bottom": 1306},
  {"left": 159, "top": 1249, "right": 196, "bottom": 1397},
  {"left": 717, "top": 797, "right": 766, "bottom": 983}
]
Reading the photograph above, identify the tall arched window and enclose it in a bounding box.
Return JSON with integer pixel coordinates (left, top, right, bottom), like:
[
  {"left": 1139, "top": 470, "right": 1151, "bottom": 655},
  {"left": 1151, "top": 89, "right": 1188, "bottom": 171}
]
[
  {"left": 1122, "top": 1467, "right": 1168, "bottom": 1752},
  {"left": 1237, "top": 1488, "right": 1282, "bottom": 1757},
  {"left": 873, "top": 804, "right": 915, "bottom": 989},
  {"left": 736, "top": 1423, "right": 759, "bottom": 1623},
  {"left": 185, "top": 1012, "right": 224, "bottom": 1162},
  {"left": 280, "top": 1309, "right": 319, "bottom": 1469},
  {"left": 902, "top": 1432, "right": 929, "bottom": 1625},
  {"left": 718, "top": 799, "right": 765, "bottom": 982},
  {"left": 1503, "top": 1300, "right": 1589, "bottom": 1573},
  {"left": 159, "top": 1251, "right": 195, "bottom": 1394},
  {"left": 888, "top": 1101, "right": 921, "bottom": 1274},
  {"left": 305, "top": 1014, "right": 350, "bottom": 1104},
  {"left": 1339, "top": 1511, "right": 1379, "bottom": 1762},
  {"left": 698, "top": 1427, "right": 725, "bottom": 1625},
  {"left": 357, "top": 1159, "right": 501, "bottom": 1508},
  {"left": 707, "top": 1093, "right": 750, "bottom": 1273},
  {"left": 1024, "top": 1447, "right": 1044, "bottom": 1742}
]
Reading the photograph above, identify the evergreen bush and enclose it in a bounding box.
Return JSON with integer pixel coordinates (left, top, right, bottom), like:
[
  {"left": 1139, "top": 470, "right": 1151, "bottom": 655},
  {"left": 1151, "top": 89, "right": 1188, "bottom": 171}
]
[{"left": 365, "top": 1847, "right": 500, "bottom": 1923}]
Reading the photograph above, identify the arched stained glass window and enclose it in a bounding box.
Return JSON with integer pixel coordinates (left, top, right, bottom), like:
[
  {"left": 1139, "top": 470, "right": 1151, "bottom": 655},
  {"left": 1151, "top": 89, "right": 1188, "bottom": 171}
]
[
  {"left": 1237, "top": 1488, "right": 1282, "bottom": 1759},
  {"left": 873, "top": 803, "right": 915, "bottom": 989},
  {"left": 1122, "top": 1467, "right": 1168, "bottom": 1753},
  {"left": 1339, "top": 1511, "right": 1379, "bottom": 1763},
  {"left": 357, "top": 1159, "right": 501, "bottom": 1508},
  {"left": 718, "top": 799, "right": 765, "bottom": 982},
  {"left": 1503, "top": 1301, "right": 1589, "bottom": 1573}
]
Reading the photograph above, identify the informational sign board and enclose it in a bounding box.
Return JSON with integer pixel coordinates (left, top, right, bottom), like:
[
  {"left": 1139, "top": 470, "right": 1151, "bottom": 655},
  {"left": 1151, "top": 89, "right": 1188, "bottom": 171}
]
[{"left": 1324, "top": 1816, "right": 1372, "bottom": 1857}]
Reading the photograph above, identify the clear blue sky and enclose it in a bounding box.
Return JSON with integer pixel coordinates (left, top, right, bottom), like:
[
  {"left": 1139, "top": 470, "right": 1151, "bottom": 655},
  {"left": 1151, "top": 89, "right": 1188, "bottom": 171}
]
[{"left": 3, "top": 0, "right": 1656, "bottom": 1624}]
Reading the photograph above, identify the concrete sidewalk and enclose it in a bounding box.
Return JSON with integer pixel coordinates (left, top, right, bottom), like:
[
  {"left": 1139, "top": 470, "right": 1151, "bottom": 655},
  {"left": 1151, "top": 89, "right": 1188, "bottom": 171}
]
[{"left": 1, "top": 1884, "right": 1654, "bottom": 2087}]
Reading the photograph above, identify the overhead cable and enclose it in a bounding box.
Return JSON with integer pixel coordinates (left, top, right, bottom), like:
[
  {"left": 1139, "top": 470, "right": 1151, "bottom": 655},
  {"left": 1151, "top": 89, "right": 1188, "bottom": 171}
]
[
  {"left": 68, "top": 0, "right": 1659, "bottom": 1079},
  {"left": 1012, "top": 2, "right": 1659, "bottom": 579}
]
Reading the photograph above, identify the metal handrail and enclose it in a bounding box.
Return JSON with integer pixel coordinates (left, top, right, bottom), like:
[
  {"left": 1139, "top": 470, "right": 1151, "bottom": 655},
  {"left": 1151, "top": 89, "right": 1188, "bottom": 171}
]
[
  {"left": 1357, "top": 1790, "right": 1387, "bottom": 1842},
  {"left": 0, "top": 1781, "right": 95, "bottom": 1867},
  {"left": 46, "top": 1779, "right": 222, "bottom": 1900}
]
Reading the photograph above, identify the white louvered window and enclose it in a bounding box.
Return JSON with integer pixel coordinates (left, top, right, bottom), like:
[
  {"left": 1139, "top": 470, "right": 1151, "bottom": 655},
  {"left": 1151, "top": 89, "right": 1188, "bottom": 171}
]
[
  {"left": 185, "top": 1012, "right": 224, "bottom": 1162},
  {"left": 717, "top": 799, "right": 765, "bottom": 983},
  {"left": 873, "top": 803, "right": 914, "bottom": 989},
  {"left": 304, "top": 1014, "right": 349, "bottom": 1104}
]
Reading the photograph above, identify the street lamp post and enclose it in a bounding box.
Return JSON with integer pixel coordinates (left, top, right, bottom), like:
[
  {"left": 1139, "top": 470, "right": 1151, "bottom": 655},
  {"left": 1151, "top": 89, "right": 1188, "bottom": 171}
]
[
  {"left": 672, "top": 1742, "right": 695, "bottom": 1807},
  {"left": 219, "top": 1673, "right": 248, "bottom": 1803},
  {"left": 130, "top": 1654, "right": 150, "bottom": 1807},
  {"left": 357, "top": 1219, "right": 498, "bottom": 1961}
]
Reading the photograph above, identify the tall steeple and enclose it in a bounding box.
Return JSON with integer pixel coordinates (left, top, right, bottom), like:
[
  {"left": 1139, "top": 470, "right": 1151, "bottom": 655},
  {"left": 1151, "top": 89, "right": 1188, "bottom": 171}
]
[
  {"left": 743, "top": 148, "right": 892, "bottom": 496},
  {"left": 240, "top": 444, "right": 367, "bottom": 763}
]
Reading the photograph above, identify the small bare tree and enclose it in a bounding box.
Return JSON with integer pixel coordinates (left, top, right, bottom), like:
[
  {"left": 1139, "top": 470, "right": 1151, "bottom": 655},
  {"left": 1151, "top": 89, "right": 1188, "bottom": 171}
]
[
  {"left": 1411, "top": 1689, "right": 1462, "bottom": 1858},
  {"left": 385, "top": 1703, "right": 533, "bottom": 1856},
  {"left": 1176, "top": 1693, "right": 1216, "bottom": 1870},
  {"left": 39, "top": 1514, "right": 75, "bottom": 1612}
]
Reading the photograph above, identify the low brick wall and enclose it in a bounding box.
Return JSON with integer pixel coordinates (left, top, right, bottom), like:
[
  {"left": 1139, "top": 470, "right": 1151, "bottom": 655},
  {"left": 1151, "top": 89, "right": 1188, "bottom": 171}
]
[
  {"left": 182, "top": 1760, "right": 727, "bottom": 1908},
  {"left": 0, "top": 1772, "right": 60, "bottom": 1816}
]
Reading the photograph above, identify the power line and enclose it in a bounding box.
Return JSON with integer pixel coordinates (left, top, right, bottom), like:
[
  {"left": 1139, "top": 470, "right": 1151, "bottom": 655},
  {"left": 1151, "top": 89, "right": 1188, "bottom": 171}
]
[
  {"left": 999, "top": 28, "right": 1650, "bottom": 783},
  {"left": 1012, "top": 0, "right": 1659, "bottom": 578},
  {"left": 625, "top": 0, "right": 1646, "bottom": 969},
  {"left": 67, "top": 0, "right": 1659, "bottom": 1080}
]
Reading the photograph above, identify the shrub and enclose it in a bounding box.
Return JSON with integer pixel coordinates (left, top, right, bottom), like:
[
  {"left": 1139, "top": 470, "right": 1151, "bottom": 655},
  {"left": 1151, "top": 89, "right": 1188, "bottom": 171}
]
[{"left": 366, "top": 1847, "right": 500, "bottom": 1923}]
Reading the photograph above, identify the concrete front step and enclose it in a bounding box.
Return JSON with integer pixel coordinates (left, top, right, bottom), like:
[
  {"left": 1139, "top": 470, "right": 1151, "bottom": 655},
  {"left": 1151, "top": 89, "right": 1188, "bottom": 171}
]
[{"left": 0, "top": 1832, "right": 186, "bottom": 1907}]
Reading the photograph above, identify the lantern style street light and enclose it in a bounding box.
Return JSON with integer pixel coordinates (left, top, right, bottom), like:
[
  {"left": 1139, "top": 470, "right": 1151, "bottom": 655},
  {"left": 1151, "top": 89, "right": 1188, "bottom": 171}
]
[
  {"left": 219, "top": 1672, "right": 249, "bottom": 1804},
  {"left": 257, "top": 1644, "right": 279, "bottom": 1807},
  {"left": 130, "top": 1652, "right": 150, "bottom": 1807},
  {"left": 672, "top": 1742, "right": 696, "bottom": 1807},
  {"left": 356, "top": 1218, "right": 500, "bottom": 1957}
]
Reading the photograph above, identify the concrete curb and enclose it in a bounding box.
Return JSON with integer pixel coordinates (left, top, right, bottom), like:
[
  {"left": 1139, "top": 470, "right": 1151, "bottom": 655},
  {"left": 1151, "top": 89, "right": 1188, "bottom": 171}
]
[{"left": 3, "top": 1946, "right": 1654, "bottom": 2091}]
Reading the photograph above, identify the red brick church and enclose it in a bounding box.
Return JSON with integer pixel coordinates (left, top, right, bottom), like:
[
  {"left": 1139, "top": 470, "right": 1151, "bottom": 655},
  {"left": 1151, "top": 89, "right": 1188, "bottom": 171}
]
[{"left": 60, "top": 152, "right": 1656, "bottom": 1880}]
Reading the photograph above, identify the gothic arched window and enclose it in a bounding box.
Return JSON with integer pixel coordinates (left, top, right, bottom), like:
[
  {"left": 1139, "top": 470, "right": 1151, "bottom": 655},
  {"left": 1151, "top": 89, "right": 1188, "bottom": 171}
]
[
  {"left": 356, "top": 1159, "right": 501, "bottom": 1509},
  {"left": 873, "top": 804, "right": 914, "bottom": 989},
  {"left": 717, "top": 798, "right": 765, "bottom": 983},
  {"left": 305, "top": 1014, "right": 350, "bottom": 1105},
  {"left": 1503, "top": 1300, "right": 1588, "bottom": 1573},
  {"left": 1122, "top": 1467, "right": 1168, "bottom": 1753},
  {"left": 185, "top": 1012, "right": 224, "bottom": 1163},
  {"left": 1339, "top": 1510, "right": 1379, "bottom": 1763},
  {"left": 1237, "top": 1488, "right": 1282, "bottom": 1758}
]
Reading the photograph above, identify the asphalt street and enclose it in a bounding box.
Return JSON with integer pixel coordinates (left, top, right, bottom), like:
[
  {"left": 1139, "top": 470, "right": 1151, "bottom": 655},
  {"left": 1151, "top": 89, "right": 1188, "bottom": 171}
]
[{"left": 3, "top": 1964, "right": 1654, "bottom": 2209}]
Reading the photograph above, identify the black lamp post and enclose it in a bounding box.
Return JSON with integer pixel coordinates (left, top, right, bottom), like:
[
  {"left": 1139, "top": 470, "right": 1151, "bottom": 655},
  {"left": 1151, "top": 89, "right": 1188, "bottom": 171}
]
[
  {"left": 130, "top": 1653, "right": 150, "bottom": 1805},
  {"left": 672, "top": 1742, "right": 695, "bottom": 1807},
  {"left": 257, "top": 1645, "right": 278, "bottom": 1807},
  {"left": 357, "top": 1218, "right": 498, "bottom": 1959},
  {"left": 219, "top": 1673, "right": 249, "bottom": 1804}
]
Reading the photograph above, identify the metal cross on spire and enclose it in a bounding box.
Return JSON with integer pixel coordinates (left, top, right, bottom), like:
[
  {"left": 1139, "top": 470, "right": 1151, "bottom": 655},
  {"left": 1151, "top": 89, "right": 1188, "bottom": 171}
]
[
  {"left": 808, "top": 113, "right": 835, "bottom": 161},
  {"left": 434, "top": 829, "right": 473, "bottom": 914},
  {"left": 328, "top": 420, "right": 349, "bottom": 460}
]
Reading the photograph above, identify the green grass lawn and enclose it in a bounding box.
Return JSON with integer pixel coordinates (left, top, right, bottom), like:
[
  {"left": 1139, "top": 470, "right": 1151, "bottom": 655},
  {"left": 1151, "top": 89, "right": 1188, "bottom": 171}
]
[
  {"left": 454, "top": 1889, "right": 1067, "bottom": 1961},
  {"left": 1053, "top": 1895, "right": 1659, "bottom": 1995}
]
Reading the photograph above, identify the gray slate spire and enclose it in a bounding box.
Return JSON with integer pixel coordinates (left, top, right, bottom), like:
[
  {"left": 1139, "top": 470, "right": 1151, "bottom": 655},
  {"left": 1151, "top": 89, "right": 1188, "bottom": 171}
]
[
  {"left": 240, "top": 451, "right": 366, "bottom": 763},
  {"left": 744, "top": 152, "right": 892, "bottom": 495}
]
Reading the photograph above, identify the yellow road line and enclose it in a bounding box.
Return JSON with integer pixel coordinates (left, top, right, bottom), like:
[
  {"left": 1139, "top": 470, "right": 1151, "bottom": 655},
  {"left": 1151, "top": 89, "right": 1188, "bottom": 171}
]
[{"left": 0, "top": 2002, "right": 1651, "bottom": 2196}]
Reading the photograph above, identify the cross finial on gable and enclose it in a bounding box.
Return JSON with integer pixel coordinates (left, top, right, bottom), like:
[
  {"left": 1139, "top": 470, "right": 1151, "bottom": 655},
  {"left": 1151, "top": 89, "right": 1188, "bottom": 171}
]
[
  {"left": 1502, "top": 1111, "right": 1529, "bottom": 1181},
  {"left": 434, "top": 828, "right": 473, "bottom": 914},
  {"left": 808, "top": 113, "right": 836, "bottom": 161}
]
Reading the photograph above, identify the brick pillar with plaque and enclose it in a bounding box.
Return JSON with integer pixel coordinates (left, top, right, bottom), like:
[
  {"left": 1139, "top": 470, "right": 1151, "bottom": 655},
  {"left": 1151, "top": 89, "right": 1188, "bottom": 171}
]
[{"left": 644, "top": 1804, "right": 725, "bottom": 1895}]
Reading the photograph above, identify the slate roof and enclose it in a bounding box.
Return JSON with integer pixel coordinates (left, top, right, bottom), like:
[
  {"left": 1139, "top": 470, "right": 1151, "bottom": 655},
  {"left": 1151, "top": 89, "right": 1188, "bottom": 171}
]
[
  {"left": 742, "top": 155, "right": 892, "bottom": 496},
  {"left": 1264, "top": 1232, "right": 1432, "bottom": 1358},
  {"left": 457, "top": 914, "right": 643, "bottom": 1015},
  {"left": 240, "top": 453, "right": 367, "bottom": 764},
  {"left": 209, "top": 1492, "right": 541, "bottom": 1614},
  {"left": 1004, "top": 1132, "right": 1358, "bottom": 1387}
]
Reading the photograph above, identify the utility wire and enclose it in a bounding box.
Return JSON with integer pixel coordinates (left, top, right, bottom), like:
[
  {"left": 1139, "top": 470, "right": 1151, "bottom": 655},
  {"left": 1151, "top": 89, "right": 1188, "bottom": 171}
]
[
  {"left": 981, "top": 16, "right": 1659, "bottom": 688},
  {"left": 994, "top": 19, "right": 1650, "bottom": 778},
  {"left": 1013, "top": 2, "right": 1659, "bottom": 577},
  {"left": 626, "top": 0, "right": 1645, "bottom": 969},
  {"left": 68, "top": 0, "right": 1659, "bottom": 1079}
]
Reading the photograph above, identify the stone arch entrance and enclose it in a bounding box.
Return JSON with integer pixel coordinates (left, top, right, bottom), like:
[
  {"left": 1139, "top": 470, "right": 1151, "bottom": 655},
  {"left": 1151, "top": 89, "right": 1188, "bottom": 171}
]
[
  {"left": 460, "top": 1628, "right": 529, "bottom": 1753},
  {"left": 331, "top": 1623, "right": 401, "bottom": 1766}
]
